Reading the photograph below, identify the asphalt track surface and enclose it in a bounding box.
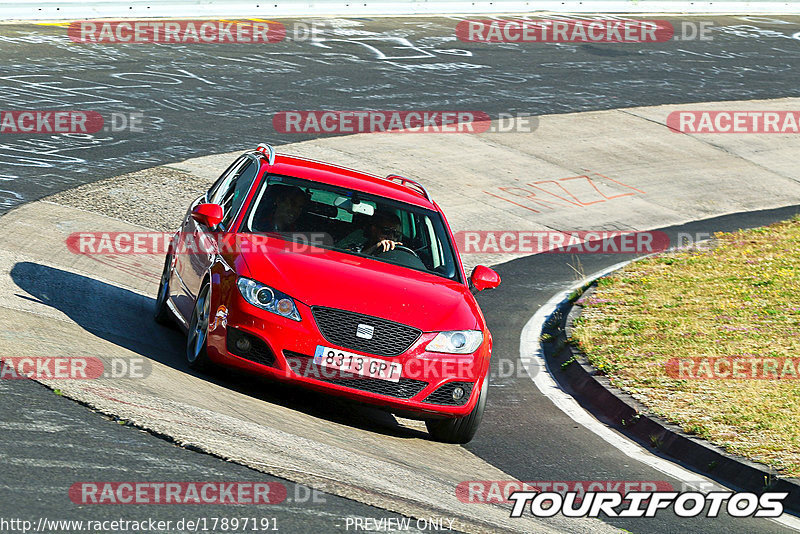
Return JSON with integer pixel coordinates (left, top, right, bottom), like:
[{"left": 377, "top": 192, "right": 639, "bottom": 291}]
[
  {"left": 0, "top": 378, "right": 419, "bottom": 533},
  {"left": 1, "top": 15, "right": 800, "bottom": 212},
  {"left": 2, "top": 14, "right": 800, "bottom": 534}
]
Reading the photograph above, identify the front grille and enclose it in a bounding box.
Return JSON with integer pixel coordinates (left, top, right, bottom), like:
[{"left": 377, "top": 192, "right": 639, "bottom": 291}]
[
  {"left": 424, "top": 381, "right": 474, "bottom": 406},
  {"left": 227, "top": 328, "right": 275, "bottom": 367},
  {"left": 284, "top": 351, "right": 427, "bottom": 399},
  {"left": 311, "top": 307, "right": 422, "bottom": 357}
]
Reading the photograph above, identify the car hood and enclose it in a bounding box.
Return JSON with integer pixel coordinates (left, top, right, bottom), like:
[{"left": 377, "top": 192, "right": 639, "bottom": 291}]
[{"left": 234, "top": 235, "right": 479, "bottom": 332}]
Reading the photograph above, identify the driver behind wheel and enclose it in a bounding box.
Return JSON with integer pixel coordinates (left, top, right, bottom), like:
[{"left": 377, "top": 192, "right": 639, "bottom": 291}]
[
  {"left": 362, "top": 211, "right": 403, "bottom": 255},
  {"left": 336, "top": 210, "right": 403, "bottom": 255}
]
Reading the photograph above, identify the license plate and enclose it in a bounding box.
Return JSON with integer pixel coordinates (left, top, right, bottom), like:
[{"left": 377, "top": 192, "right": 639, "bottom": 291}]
[{"left": 313, "top": 345, "right": 402, "bottom": 383}]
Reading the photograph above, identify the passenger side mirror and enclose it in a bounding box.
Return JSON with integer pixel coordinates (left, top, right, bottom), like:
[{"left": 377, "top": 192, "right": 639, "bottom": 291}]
[
  {"left": 191, "top": 203, "right": 224, "bottom": 228},
  {"left": 470, "top": 265, "right": 501, "bottom": 292}
]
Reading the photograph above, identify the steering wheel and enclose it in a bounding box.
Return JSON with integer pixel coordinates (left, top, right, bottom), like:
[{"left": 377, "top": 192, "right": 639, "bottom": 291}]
[{"left": 374, "top": 244, "right": 421, "bottom": 258}]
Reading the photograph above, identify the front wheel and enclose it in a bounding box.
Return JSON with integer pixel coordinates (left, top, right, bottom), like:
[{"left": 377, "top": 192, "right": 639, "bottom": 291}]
[
  {"left": 426, "top": 374, "right": 489, "bottom": 444},
  {"left": 186, "top": 283, "right": 213, "bottom": 371}
]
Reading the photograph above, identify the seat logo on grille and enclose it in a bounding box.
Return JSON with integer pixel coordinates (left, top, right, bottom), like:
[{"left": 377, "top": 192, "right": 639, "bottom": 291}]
[{"left": 356, "top": 323, "right": 375, "bottom": 340}]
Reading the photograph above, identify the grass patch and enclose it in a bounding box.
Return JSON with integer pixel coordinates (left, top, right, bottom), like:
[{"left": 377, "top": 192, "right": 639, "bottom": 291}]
[{"left": 572, "top": 216, "right": 800, "bottom": 477}]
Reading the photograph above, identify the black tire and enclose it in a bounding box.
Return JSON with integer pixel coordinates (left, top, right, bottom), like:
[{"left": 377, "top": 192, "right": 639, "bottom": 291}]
[
  {"left": 186, "top": 283, "right": 213, "bottom": 371},
  {"left": 425, "top": 374, "right": 489, "bottom": 444},
  {"left": 154, "top": 252, "right": 174, "bottom": 326}
]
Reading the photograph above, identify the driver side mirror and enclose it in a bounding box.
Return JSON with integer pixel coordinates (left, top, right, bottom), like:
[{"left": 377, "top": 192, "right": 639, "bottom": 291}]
[
  {"left": 470, "top": 265, "right": 501, "bottom": 293},
  {"left": 191, "top": 203, "right": 224, "bottom": 228}
]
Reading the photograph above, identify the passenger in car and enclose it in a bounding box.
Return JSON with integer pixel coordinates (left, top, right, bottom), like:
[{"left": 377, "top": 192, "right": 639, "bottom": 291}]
[{"left": 254, "top": 184, "right": 309, "bottom": 232}]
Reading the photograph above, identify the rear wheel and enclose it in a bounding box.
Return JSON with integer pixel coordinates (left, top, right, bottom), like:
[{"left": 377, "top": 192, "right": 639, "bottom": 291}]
[
  {"left": 154, "top": 253, "right": 174, "bottom": 326},
  {"left": 186, "top": 283, "right": 212, "bottom": 371},
  {"left": 426, "top": 374, "right": 489, "bottom": 444}
]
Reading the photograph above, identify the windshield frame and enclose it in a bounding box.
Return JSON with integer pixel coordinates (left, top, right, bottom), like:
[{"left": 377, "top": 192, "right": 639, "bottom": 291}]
[{"left": 238, "top": 173, "right": 463, "bottom": 283}]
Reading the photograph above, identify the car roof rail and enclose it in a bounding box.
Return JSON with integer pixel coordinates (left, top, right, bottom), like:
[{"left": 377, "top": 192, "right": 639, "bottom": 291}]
[
  {"left": 386, "top": 174, "right": 432, "bottom": 202},
  {"left": 255, "top": 143, "right": 276, "bottom": 166}
]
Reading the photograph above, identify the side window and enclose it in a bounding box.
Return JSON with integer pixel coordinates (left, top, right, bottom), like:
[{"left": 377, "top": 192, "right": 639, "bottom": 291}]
[
  {"left": 208, "top": 157, "right": 248, "bottom": 205},
  {"left": 219, "top": 160, "right": 259, "bottom": 230},
  {"left": 423, "top": 215, "right": 448, "bottom": 272}
]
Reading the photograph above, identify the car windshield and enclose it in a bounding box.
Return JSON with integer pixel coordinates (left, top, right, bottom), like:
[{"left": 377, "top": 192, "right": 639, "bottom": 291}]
[{"left": 239, "top": 175, "right": 461, "bottom": 281}]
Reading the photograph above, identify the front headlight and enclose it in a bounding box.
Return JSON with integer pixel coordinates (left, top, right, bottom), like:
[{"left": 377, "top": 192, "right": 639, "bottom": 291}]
[
  {"left": 426, "top": 330, "right": 483, "bottom": 354},
  {"left": 237, "top": 277, "right": 301, "bottom": 321}
]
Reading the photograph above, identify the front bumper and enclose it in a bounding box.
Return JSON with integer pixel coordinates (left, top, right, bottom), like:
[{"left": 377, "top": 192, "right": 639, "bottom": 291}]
[{"left": 206, "top": 295, "right": 489, "bottom": 418}]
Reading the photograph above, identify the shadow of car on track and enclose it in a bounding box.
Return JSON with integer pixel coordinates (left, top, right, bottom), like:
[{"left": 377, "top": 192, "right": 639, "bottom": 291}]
[{"left": 10, "top": 261, "right": 427, "bottom": 440}]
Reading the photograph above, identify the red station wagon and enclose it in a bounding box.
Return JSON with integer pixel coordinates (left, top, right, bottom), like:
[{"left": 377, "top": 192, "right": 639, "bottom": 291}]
[{"left": 154, "top": 143, "right": 500, "bottom": 443}]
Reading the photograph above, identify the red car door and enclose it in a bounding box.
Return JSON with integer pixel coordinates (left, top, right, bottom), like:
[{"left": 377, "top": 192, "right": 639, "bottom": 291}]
[{"left": 173, "top": 155, "right": 259, "bottom": 322}]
